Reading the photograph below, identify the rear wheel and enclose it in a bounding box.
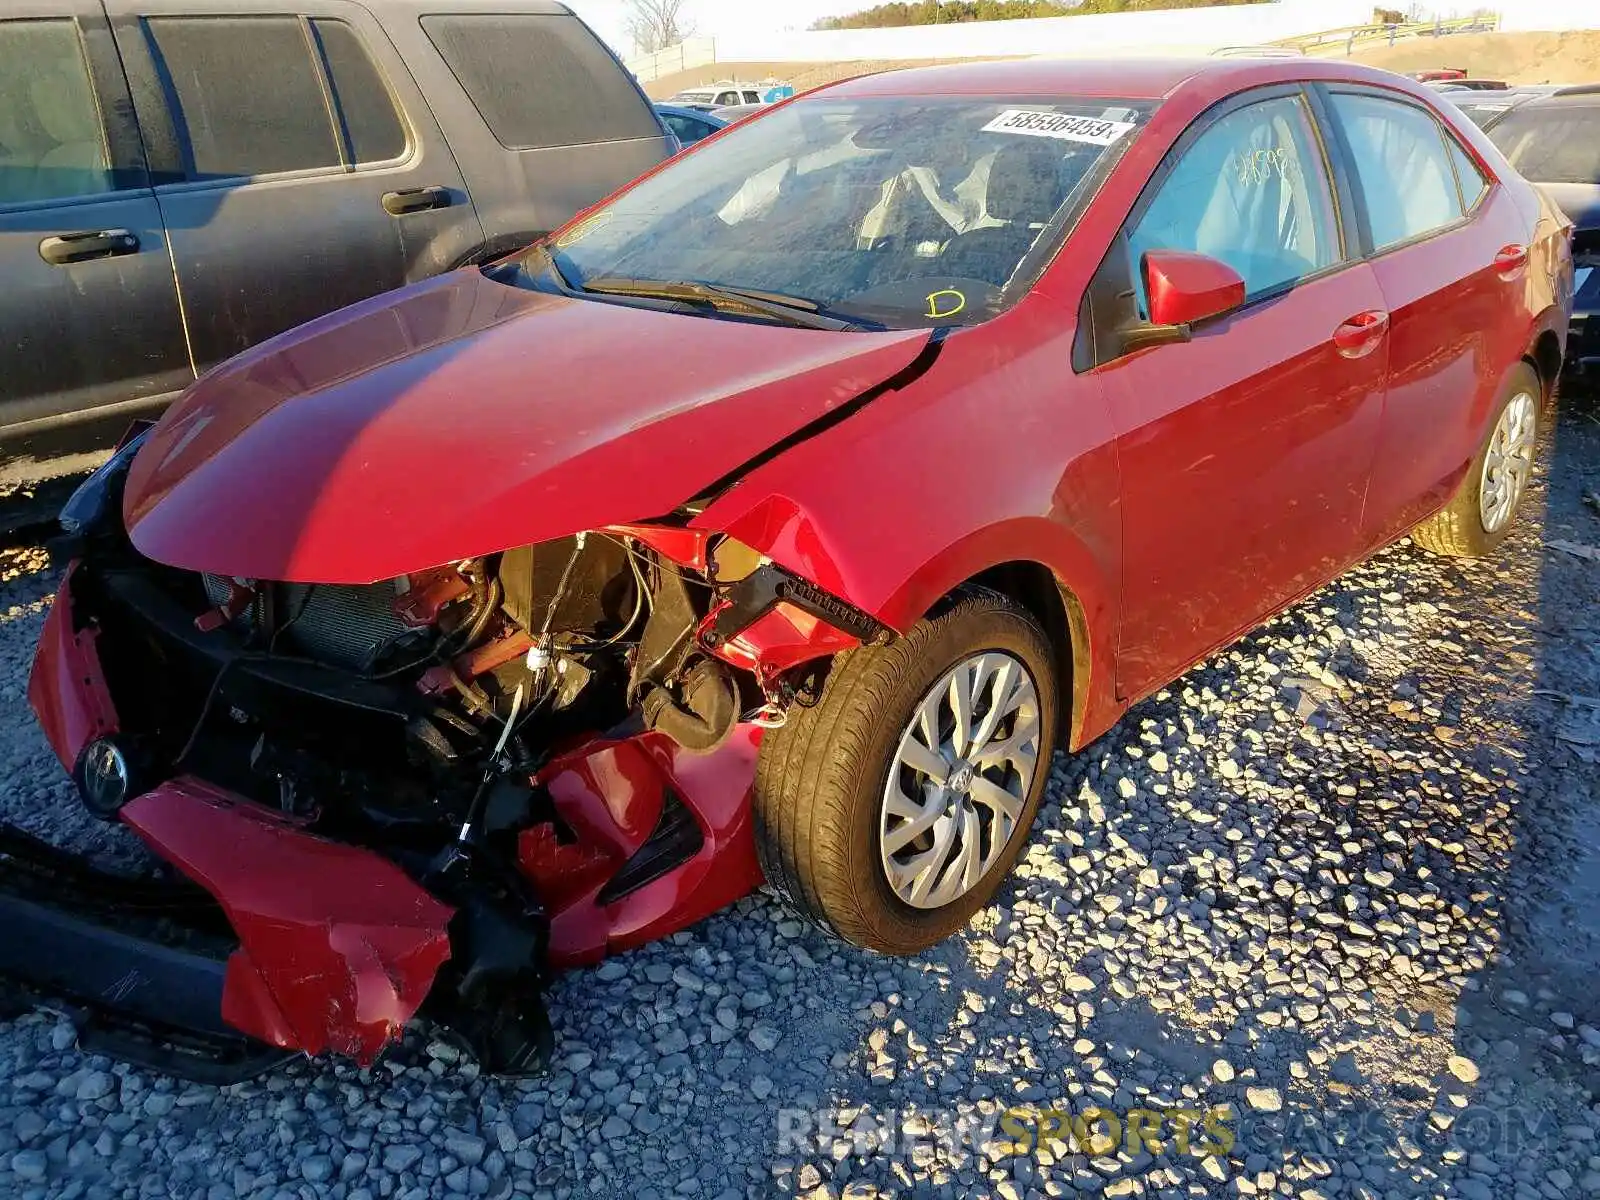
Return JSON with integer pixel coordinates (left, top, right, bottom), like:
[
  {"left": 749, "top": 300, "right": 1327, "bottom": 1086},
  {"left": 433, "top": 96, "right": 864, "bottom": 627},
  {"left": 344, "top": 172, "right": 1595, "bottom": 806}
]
[
  {"left": 752, "top": 589, "right": 1058, "bottom": 954},
  {"left": 1412, "top": 363, "right": 1541, "bottom": 558}
]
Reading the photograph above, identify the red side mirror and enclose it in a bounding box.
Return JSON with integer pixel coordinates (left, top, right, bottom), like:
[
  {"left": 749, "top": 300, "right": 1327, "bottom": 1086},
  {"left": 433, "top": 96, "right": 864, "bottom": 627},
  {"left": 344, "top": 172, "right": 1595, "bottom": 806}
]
[{"left": 1143, "top": 249, "right": 1247, "bottom": 328}]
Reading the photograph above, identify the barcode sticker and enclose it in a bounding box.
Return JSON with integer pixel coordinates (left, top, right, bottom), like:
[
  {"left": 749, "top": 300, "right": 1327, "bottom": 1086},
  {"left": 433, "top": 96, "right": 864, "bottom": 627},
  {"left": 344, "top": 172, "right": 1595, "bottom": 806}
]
[{"left": 980, "top": 109, "right": 1136, "bottom": 146}]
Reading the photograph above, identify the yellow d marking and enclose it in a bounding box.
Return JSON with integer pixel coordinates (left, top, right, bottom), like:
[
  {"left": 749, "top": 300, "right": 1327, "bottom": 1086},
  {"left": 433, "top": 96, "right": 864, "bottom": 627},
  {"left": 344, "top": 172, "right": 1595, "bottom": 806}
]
[{"left": 926, "top": 289, "right": 966, "bottom": 320}]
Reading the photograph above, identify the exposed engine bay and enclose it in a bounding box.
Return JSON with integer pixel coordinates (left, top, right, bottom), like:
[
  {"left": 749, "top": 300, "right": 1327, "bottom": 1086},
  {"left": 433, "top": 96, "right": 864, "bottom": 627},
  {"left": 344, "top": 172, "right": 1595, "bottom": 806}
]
[
  {"left": 179, "top": 532, "right": 752, "bottom": 827},
  {"left": 13, "top": 449, "right": 892, "bottom": 1079}
]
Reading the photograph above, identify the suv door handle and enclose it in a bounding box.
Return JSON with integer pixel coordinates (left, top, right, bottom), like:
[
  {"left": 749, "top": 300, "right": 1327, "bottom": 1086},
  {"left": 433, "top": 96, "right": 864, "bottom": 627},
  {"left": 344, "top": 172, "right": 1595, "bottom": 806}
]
[
  {"left": 1493, "top": 243, "right": 1529, "bottom": 277},
  {"left": 38, "top": 229, "right": 139, "bottom": 265},
  {"left": 1333, "top": 310, "right": 1389, "bottom": 359},
  {"left": 382, "top": 187, "right": 451, "bottom": 216}
]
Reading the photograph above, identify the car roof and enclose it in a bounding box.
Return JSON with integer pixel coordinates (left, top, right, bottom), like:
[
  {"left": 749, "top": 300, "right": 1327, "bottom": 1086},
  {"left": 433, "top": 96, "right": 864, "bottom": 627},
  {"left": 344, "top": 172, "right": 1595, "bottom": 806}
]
[
  {"left": 1517, "top": 85, "right": 1600, "bottom": 108},
  {"left": 814, "top": 57, "right": 1447, "bottom": 103}
]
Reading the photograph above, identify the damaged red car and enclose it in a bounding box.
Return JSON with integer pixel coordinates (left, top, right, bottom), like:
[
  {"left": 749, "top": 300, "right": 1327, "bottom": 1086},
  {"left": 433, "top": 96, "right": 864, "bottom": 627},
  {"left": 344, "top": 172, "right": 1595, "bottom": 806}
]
[{"left": 7, "top": 58, "right": 1571, "bottom": 1080}]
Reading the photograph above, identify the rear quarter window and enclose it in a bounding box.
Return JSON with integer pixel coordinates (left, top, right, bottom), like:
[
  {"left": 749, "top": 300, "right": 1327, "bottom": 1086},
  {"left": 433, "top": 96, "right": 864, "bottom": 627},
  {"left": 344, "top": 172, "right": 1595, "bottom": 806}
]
[
  {"left": 312, "top": 18, "right": 407, "bottom": 164},
  {"left": 421, "top": 13, "right": 659, "bottom": 150}
]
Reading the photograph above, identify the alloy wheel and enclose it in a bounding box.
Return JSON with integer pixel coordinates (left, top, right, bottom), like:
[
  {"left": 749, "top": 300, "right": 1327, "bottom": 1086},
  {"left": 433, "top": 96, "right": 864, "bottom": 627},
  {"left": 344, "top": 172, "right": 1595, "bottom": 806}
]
[
  {"left": 1479, "top": 391, "right": 1537, "bottom": 534},
  {"left": 879, "top": 652, "right": 1042, "bottom": 909}
]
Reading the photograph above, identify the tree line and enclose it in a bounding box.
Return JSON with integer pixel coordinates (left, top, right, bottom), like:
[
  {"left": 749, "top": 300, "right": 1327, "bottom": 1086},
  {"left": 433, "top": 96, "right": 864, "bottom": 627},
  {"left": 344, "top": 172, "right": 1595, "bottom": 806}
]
[{"left": 812, "top": 0, "right": 1269, "bottom": 31}]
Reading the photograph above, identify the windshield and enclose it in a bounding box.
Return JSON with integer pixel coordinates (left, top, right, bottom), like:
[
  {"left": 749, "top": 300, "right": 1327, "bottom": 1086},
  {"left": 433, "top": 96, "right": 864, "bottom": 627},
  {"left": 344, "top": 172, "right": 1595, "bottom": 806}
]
[
  {"left": 1455, "top": 99, "right": 1517, "bottom": 129},
  {"left": 1488, "top": 102, "right": 1600, "bottom": 184},
  {"left": 507, "top": 95, "right": 1152, "bottom": 330}
]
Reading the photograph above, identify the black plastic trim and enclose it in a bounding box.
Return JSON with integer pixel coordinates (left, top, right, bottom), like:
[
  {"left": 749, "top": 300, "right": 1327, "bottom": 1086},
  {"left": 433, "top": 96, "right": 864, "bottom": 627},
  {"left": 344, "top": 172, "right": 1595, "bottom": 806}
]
[{"left": 0, "top": 824, "right": 291, "bottom": 1083}]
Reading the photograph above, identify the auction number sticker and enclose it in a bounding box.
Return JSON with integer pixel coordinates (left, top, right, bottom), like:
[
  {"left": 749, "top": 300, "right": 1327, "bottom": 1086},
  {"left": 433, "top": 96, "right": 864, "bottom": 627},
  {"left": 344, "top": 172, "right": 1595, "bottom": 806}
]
[{"left": 981, "top": 109, "right": 1136, "bottom": 146}]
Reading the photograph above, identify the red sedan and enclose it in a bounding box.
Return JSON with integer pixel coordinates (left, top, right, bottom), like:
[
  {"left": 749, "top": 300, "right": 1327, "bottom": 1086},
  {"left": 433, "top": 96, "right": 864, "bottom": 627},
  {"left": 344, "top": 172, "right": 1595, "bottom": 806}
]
[{"left": 13, "top": 57, "right": 1572, "bottom": 1077}]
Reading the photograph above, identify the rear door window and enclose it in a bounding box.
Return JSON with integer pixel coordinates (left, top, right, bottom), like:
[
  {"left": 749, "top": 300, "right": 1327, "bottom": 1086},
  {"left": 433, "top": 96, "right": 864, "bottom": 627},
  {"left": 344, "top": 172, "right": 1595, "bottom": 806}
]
[
  {"left": 146, "top": 16, "right": 341, "bottom": 178},
  {"left": 1328, "top": 92, "right": 1466, "bottom": 250},
  {"left": 0, "top": 18, "right": 114, "bottom": 205},
  {"left": 421, "top": 13, "right": 660, "bottom": 150},
  {"left": 311, "top": 18, "right": 407, "bottom": 164},
  {"left": 660, "top": 111, "right": 711, "bottom": 145}
]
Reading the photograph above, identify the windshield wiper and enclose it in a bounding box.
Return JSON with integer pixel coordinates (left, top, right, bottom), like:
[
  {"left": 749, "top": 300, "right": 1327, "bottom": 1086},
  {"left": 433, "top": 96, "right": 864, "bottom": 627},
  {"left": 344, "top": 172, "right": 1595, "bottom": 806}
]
[{"left": 577, "top": 277, "right": 858, "bottom": 331}]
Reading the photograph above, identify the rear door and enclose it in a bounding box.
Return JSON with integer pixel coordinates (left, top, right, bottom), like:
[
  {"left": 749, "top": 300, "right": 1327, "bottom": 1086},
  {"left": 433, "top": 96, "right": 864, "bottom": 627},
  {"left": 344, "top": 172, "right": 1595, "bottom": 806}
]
[
  {"left": 1087, "top": 88, "right": 1391, "bottom": 701},
  {"left": 105, "top": 0, "right": 481, "bottom": 373},
  {"left": 1318, "top": 87, "right": 1534, "bottom": 543},
  {"left": 383, "top": 3, "right": 671, "bottom": 262},
  {"left": 0, "top": 2, "right": 189, "bottom": 468}
]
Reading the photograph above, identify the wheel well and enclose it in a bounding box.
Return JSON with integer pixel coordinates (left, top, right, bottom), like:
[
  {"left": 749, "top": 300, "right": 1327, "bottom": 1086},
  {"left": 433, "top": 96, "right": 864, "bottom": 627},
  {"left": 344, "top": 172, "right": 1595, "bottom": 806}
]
[
  {"left": 963, "top": 561, "right": 1089, "bottom": 751},
  {"left": 1529, "top": 331, "right": 1562, "bottom": 399}
]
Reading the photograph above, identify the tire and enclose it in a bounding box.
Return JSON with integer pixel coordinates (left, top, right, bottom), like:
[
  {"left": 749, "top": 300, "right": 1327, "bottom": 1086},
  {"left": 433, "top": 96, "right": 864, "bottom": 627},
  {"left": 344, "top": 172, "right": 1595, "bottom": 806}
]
[
  {"left": 752, "top": 588, "right": 1059, "bottom": 955},
  {"left": 1412, "top": 362, "right": 1542, "bottom": 558}
]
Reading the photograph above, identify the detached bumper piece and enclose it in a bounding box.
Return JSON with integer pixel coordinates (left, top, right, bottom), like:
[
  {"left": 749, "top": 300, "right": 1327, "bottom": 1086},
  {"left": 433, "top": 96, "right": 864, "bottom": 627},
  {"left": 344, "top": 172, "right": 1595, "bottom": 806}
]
[
  {"left": 0, "top": 825, "right": 291, "bottom": 1084},
  {"left": 0, "top": 780, "right": 531, "bottom": 1082},
  {"left": 119, "top": 780, "right": 457, "bottom": 1067}
]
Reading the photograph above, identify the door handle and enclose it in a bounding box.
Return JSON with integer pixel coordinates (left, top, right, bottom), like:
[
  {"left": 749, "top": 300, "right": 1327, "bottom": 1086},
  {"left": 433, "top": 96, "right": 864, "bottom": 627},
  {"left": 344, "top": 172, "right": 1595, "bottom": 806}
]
[
  {"left": 382, "top": 187, "right": 451, "bottom": 216},
  {"left": 1493, "top": 243, "right": 1529, "bottom": 277},
  {"left": 38, "top": 229, "right": 139, "bottom": 266},
  {"left": 1333, "top": 309, "right": 1389, "bottom": 359}
]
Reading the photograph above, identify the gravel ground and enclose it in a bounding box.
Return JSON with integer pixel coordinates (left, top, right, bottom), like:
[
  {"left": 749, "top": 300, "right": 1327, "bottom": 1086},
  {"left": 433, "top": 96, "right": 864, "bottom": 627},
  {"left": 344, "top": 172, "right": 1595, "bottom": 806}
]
[{"left": 0, "top": 403, "right": 1597, "bottom": 1200}]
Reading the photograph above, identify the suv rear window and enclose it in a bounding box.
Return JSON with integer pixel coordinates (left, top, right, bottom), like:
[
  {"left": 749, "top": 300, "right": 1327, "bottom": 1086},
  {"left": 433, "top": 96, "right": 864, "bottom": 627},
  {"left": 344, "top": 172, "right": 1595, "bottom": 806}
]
[
  {"left": 147, "top": 16, "right": 343, "bottom": 178},
  {"left": 421, "top": 14, "right": 658, "bottom": 150},
  {"left": 1488, "top": 102, "right": 1600, "bottom": 185}
]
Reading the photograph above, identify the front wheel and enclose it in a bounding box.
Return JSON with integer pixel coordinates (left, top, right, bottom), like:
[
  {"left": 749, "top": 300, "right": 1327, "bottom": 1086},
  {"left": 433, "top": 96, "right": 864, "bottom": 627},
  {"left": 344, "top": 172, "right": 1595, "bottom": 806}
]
[
  {"left": 752, "top": 589, "right": 1058, "bottom": 955},
  {"left": 1412, "top": 362, "right": 1542, "bottom": 558}
]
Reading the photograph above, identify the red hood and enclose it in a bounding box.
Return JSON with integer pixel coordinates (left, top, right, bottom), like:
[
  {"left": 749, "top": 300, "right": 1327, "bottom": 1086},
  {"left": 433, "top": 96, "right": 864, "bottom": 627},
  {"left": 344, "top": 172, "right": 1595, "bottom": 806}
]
[{"left": 124, "top": 270, "right": 929, "bottom": 583}]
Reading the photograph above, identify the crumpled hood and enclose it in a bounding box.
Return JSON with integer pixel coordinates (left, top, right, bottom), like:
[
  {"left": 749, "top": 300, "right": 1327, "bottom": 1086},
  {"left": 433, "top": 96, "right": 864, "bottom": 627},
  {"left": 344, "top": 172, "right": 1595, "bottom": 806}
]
[{"left": 124, "top": 269, "right": 930, "bottom": 583}]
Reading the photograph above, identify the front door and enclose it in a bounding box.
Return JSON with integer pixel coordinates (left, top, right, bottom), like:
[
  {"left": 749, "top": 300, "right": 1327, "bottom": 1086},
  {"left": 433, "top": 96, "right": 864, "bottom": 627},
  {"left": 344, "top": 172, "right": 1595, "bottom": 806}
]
[
  {"left": 1095, "top": 89, "right": 1390, "bottom": 701},
  {"left": 0, "top": 3, "right": 189, "bottom": 475}
]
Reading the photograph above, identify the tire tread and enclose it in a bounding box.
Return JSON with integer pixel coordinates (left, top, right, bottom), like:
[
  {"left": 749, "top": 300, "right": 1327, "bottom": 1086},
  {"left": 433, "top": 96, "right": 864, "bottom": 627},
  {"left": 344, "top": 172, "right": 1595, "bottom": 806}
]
[{"left": 753, "top": 589, "right": 1056, "bottom": 953}]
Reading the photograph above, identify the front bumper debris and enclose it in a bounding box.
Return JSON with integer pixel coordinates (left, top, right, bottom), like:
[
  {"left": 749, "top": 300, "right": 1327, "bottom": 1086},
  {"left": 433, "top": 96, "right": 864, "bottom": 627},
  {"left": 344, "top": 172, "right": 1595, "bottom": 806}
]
[
  {"left": 0, "top": 781, "right": 460, "bottom": 1079},
  {"left": 0, "top": 824, "right": 291, "bottom": 1083},
  {"left": 16, "top": 555, "right": 778, "bottom": 1076},
  {"left": 120, "top": 779, "right": 456, "bottom": 1064}
]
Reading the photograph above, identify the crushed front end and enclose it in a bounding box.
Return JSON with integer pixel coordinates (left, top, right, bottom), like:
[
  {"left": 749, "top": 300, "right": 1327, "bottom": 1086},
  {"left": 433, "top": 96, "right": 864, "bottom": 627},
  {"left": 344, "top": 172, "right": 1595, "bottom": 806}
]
[{"left": 9, "top": 437, "right": 884, "bottom": 1079}]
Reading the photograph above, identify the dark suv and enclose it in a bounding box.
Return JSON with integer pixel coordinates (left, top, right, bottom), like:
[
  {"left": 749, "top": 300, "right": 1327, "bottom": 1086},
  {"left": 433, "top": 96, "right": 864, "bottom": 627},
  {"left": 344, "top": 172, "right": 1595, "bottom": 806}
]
[
  {"left": 1485, "top": 85, "right": 1600, "bottom": 387},
  {"left": 1, "top": 0, "right": 669, "bottom": 488}
]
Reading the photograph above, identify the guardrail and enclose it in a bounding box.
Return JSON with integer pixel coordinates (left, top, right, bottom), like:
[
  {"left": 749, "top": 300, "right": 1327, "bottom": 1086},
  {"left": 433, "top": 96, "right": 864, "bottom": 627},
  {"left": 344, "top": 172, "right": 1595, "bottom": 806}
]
[{"left": 1276, "top": 13, "right": 1501, "bottom": 55}]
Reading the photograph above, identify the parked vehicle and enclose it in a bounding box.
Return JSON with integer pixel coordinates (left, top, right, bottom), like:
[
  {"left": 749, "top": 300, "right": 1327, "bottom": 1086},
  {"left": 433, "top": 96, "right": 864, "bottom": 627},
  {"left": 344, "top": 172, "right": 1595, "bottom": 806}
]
[
  {"left": 1442, "top": 87, "right": 1555, "bottom": 128},
  {"left": 1210, "top": 45, "right": 1306, "bottom": 59},
  {"left": 666, "top": 82, "right": 767, "bottom": 111},
  {"left": 1426, "top": 79, "right": 1509, "bottom": 92},
  {"left": 0, "top": 0, "right": 671, "bottom": 489},
  {"left": 709, "top": 103, "right": 770, "bottom": 125},
  {"left": 1485, "top": 85, "right": 1600, "bottom": 384},
  {"left": 654, "top": 103, "right": 727, "bottom": 149},
  {"left": 10, "top": 57, "right": 1570, "bottom": 1079}
]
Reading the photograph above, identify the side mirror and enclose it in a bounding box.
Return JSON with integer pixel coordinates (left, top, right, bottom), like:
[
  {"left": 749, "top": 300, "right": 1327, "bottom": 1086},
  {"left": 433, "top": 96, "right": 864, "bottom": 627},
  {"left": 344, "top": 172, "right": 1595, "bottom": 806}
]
[{"left": 1143, "top": 249, "right": 1247, "bottom": 328}]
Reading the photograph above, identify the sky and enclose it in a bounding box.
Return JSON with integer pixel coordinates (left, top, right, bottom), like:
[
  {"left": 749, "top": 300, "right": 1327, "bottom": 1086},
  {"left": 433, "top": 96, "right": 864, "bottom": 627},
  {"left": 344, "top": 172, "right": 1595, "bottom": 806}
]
[{"left": 565, "top": 0, "right": 878, "bottom": 58}]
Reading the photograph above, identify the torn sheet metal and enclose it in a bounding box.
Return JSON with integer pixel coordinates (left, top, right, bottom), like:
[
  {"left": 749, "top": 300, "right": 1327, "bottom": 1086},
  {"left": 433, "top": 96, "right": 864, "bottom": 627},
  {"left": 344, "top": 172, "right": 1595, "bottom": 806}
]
[{"left": 121, "top": 780, "right": 454, "bottom": 1063}]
